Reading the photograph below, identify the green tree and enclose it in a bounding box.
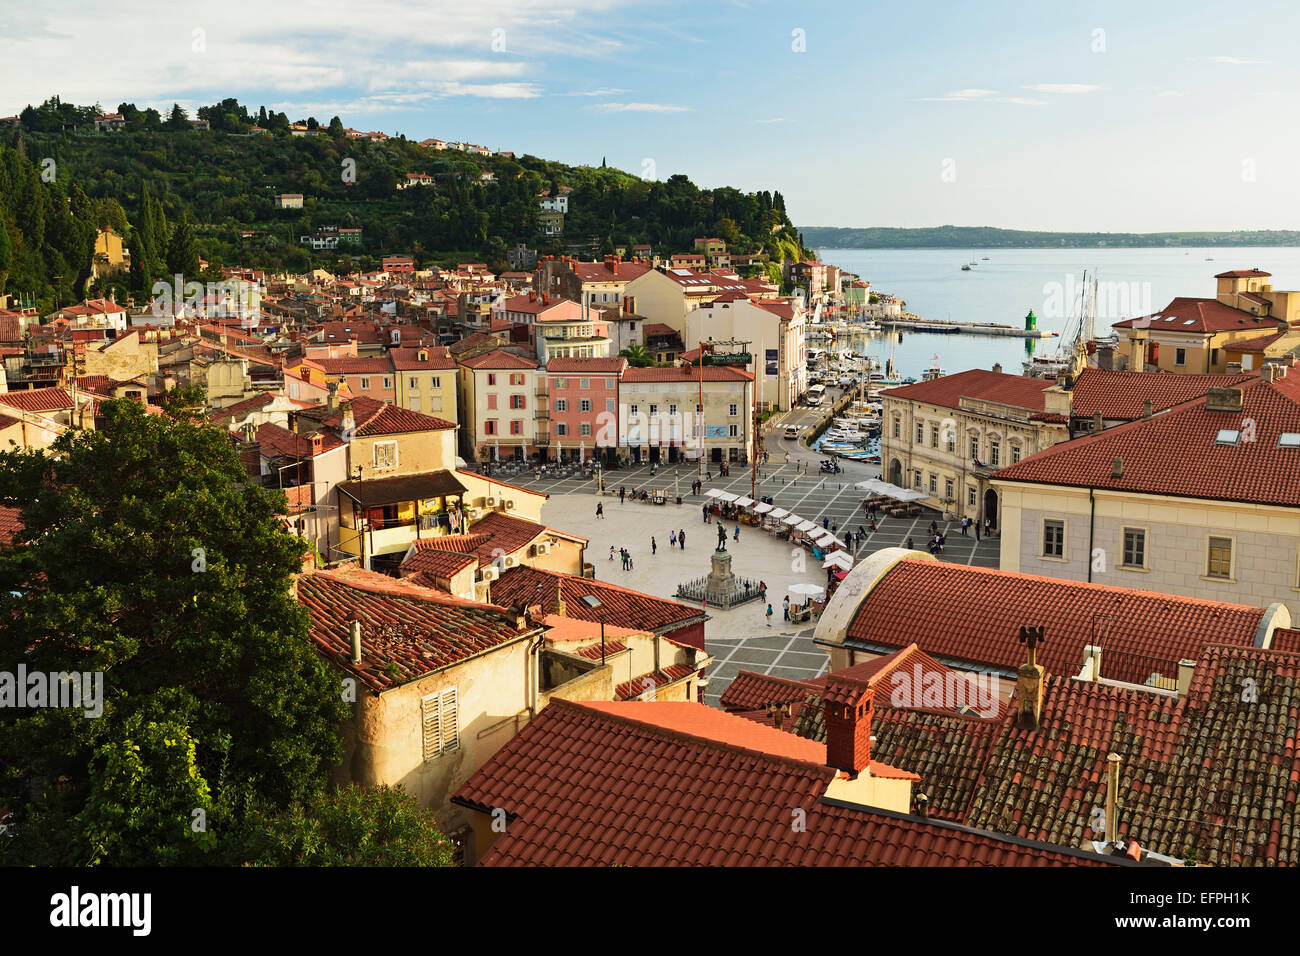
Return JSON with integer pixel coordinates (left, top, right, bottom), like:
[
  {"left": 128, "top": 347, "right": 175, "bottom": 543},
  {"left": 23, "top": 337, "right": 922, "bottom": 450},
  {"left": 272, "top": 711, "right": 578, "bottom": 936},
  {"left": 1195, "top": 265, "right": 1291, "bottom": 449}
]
[
  {"left": 236, "top": 785, "right": 457, "bottom": 866},
  {"left": 166, "top": 103, "right": 189, "bottom": 131},
  {"left": 166, "top": 216, "right": 199, "bottom": 278},
  {"left": 619, "top": 343, "right": 654, "bottom": 367},
  {"left": 0, "top": 398, "right": 347, "bottom": 866}
]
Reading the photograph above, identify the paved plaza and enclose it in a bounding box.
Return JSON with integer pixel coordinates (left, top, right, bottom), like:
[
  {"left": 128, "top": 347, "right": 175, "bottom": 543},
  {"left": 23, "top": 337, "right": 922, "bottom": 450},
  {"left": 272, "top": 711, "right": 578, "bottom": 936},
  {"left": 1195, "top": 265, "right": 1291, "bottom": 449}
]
[{"left": 536, "top": 434, "right": 1003, "bottom": 705}]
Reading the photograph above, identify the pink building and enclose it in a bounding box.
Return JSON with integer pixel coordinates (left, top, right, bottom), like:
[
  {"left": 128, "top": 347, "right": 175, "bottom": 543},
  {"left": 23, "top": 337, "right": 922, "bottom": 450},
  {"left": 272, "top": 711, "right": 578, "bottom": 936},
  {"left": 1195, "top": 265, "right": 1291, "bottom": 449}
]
[
  {"left": 544, "top": 357, "right": 626, "bottom": 464},
  {"left": 316, "top": 356, "right": 396, "bottom": 404}
]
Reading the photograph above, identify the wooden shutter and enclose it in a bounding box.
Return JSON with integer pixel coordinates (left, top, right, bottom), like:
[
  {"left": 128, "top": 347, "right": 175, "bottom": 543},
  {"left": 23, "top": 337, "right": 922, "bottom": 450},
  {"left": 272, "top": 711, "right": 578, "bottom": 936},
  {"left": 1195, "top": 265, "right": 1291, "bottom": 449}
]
[
  {"left": 421, "top": 694, "right": 441, "bottom": 761},
  {"left": 440, "top": 688, "right": 459, "bottom": 754}
]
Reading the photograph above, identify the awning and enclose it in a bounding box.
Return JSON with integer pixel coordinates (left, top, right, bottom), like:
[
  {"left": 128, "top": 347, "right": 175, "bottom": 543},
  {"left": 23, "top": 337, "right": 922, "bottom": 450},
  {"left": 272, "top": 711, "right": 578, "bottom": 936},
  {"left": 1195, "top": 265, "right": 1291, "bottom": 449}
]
[
  {"left": 716, "top": 491, "right": 739, "bottom": 503},
  {"left": 337, "top": 470, "right": 467, "bottom": 508},
  {"left": 822, "top": 550, "right": 854, "bottom": 570},
  {"left": 752, "top": 502, "right": 773, "bottom": 514},
  {"left": 797, "top": 520, "right": 820, "bottom": 533},
  {"left": 855, "top": 478, "right": 927, "bottom": 502},
  {"left": 769, "top": 508, "right": 790, "bottom": 519},
  {"left": 705, "top": 488, "right": 725, "bottom": 499},
  {"left": 734, "top": 496, "right": 755, "bottom": 508},
  {"left": 782, "top": 514, "right": 803, "bottom": 526}
]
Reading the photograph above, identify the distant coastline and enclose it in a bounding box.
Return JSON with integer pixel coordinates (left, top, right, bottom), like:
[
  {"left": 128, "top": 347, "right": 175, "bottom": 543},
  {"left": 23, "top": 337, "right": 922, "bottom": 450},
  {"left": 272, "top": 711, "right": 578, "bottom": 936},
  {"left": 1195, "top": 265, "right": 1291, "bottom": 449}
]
[{"left": 800, "top": 225, "right": 1300, "bottom": 250}]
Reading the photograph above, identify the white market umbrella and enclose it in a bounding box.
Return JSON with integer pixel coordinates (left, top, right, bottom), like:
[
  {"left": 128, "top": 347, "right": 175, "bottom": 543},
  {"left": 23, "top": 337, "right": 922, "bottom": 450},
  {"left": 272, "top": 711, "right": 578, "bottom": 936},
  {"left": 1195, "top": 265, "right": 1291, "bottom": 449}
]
[
  {"left": 716, "top": 491, "right": 739, "bottom": 503},
  {"left": 788, "top": 582, "right": 826, "bottom": 596},
  {"left": 705, "top": 488, "right": 725, "bottom": 499},
  {"left": 734, "top": 496, "right": 755, "bottom": 508}
]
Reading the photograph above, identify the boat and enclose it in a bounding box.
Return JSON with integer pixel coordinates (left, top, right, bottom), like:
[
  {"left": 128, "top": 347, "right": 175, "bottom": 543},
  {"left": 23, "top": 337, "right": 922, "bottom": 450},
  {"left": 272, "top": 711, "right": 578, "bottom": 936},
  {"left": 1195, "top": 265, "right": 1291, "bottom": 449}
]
[
  {"left": 1022, "top": 270, "right": 1094, "bottom": 381},
  {"left": 981, "top": 256, "right": 990, "bottom": 260},
  {"left": 921, "top": 355, "right": 946, "bottom": 381},
  {"left": 961, "top": 263, "right": 972, "bottom": 271}
]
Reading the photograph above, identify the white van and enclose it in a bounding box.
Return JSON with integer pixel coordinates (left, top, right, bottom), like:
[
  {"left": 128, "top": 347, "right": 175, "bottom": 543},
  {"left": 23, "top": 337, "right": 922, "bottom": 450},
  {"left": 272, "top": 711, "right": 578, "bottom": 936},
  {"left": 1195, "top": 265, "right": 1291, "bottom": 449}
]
[{"left": 784, "top": 425, "right": 800, "bottom": 440}]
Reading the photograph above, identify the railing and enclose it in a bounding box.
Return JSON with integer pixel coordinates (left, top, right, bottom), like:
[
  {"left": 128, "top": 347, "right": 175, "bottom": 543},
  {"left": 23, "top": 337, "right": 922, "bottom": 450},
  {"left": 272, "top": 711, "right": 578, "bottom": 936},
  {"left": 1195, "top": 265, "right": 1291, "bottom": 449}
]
[{"left": 676, "top": 575, "right": 765, "bottom": 609}]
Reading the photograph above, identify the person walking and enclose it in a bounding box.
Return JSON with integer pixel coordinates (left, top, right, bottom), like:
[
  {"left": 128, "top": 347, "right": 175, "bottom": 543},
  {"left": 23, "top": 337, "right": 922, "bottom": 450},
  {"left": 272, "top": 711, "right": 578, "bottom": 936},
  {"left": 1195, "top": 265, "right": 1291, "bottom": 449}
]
[
  {"left": 679, "top": 529, "right": 686, "bottom": 549},
  {"left": 703, "top": 504, "right": 710, "bottom": 524},
  {"left": 984, "top": 517, "right": 992, "bottom": 538},
  {"left": 651, "top": 536, "right": 657, "bottom": 555},
  {"left": 670, "top": 529, "right": 677, "bottom": 547},
  {"left": 619, "top": 486, "right": 626, "bottom": 504},
  {"left": 628, "top": 556, "right": 634, "bottom": 571},
  {"left": 733, "top": 525, "right": 740, "bottom": 543},
  {"left": 831, "top": 519, "right": 838, "bottom": 534},
  {"left": 609, "top": 546, "right": 615, "bottom": 561},
  {"left": 596, "top": 502, "right": 604, "bottom": 519},
  {"left": 783, "top": 595, "right": 791, "bottom": 621},
  {"left": 906, "top": 536, "right": 914, "bottom": 550},
  {"left": 822, "top": 517, "right": 830, "bottom": 530},
  {"left": 765, "top": 604, "right": 773, "bottom": 627},
  {"left": 759, "top": 580, "right": 767, "bottom": 603},
  {"left": 975, "top": 519, "right": 981, "bottom": 542}
]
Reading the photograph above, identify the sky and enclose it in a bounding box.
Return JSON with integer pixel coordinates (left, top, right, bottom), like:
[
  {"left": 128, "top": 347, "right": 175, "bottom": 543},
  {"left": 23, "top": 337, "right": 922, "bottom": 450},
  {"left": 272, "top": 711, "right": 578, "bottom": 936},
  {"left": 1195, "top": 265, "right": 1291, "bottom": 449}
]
[{"left": 3, "top": 0, "right": 1300, "bottom": 233}]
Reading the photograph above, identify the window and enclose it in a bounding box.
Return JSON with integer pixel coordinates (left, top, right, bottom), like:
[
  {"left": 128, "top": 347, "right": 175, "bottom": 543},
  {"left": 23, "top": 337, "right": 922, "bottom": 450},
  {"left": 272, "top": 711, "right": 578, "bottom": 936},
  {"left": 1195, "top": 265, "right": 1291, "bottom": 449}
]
[
  {"left": 359, "top": 377, "right": 371, "bottom": 390},
  {"left": 580, "top": 423, "right": 592, "bottom": 437},
  {"left": 649, "top": 404, "right": 658, "bottom": 416},
  {"left": 669, "top": 403, "right": 678, "bottom": 417},
  {"left": 555, "top": 377, "right": 567, "bottom": 389},
  {"left": 431, "top": 377, "right": 440, "bottom": 389},
  {"left": 606, "top": 399, "right": 615, "bottom": 413},
  {"left": 969, "top": 435, "right": 979, "bottom": 460},
  {"left": 989, "top": 439, "right": 1000, "bottom": 467},
  {"left": 1122, "top": 528, "right": 1146, "bottom": 568},
  {"left": 968, "top": 487, "right": 977, "bottom": 507},
  {"left": 1215, "top": 429, "right": 1240, "bottom": 445},
  {"left": 487, "top": 374, "right": 496, "bottom": 386},
  {"left": 928, "top": 475, "right": 938, "bottom": 494},
  {"left": 1207, "top": 536, "right": 1232, "bottom": 579},
  {"left": 728, "top": 424, "right": 739, "bottom": 437},
  {"left": 382, "top": 376, "right": 392, "bottom": 390},
  {"left": 510, "top": 394, "right": 526, "bottom": 410},
  {"left": 630, "top": 404, "right": 639, "bottom": 416},
  {"left": 509, "top": 420, "right": 523, "bottom": 435},
  {"left": 947, "top": 433, "right": 956, "bottom": 453},
  {"left": 484, "top": 420, "right": 497, "bottom": 435},
  {"left": 913, "top": 471, "right": 922, "bottom": 490},
  {"left": 945, "top": 478, "right": 954, "bottom": 500},
  {"left": 510, "top": 373, "right": 526, "bottom": 386},
  {"left": 487, "top": 394, "right": 498, "bottom": 410},
  {"left": 729, "top": 404, "right": 739, "bottom": 417},
  {"left": 930, "top": 425, "right": 939, "bottom": 449},
  {"left": 606, "top": 378, "right": 616, "bottom": 389},
  {"left": 409, "top": 377, "right": 419, "bottom": 389},
  {"left": 1175, "top": 348, "right": 1187, "bottom": 367},
  {"left": 580, "top": 378, "right": 590, "bottom": 389},
  {"left": 916, "top": 423, "right": 924, "bottom": 444},
  {"left": 373, "top": 442, "right": 397, "bottom": 470},
  {"left": 580, "top": 399, "right": 592, "bottom": 413},
  {"left": 555, "top": 398, "right": 568, "bottom": 412},
  {"left": 421, "top": 689, "right": 459, "bottom": 760},
  {"left": 892, "top": 418, "right": 901, "bottom": 439},
  {"left": 1043, "top": 519, "right": 1065, "bottom": 558},
  {"left": 556, "top": 422, "right": 568, "bottom": 436},
  {"left": 1279, "top": 432, "right": 1300, "bottom": 449},
  {"left": 1011, "top": 444, "right": 1021, "bottom": 464}
]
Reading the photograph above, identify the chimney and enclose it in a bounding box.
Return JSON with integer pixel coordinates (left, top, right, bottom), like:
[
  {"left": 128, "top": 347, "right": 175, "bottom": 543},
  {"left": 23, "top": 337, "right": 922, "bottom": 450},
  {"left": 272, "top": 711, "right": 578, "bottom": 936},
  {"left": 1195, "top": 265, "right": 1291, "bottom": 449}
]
[
  {"left": 327, "top": 380, "right": 339, "bottom": 410},
  {"left": 822, "top": 678, "right": 873, "bottom": 778},
  {"left": 766, "top": 701, "right": 791, "bottom": 732},
  {"left": 349, "top": 619, "right": 363, "bottom": 665},
  {"left": 340, "top": 400, "right": 355, "bottom": 437},
  {"left": 1176, "top": 658, "right": 1196, "bottom": 695},
  {"left": 310, "top": 432, "right": 322, "bottom": 456},
  {"left": 914, "top": 793, "right": 929, "bottom": 819},
  {"left": 1104, "top": 753, "right": 1121, "bottom": 842},
  {"left": 556, "top": 581, "right": 566, "bottom": 617},
  {"left": 1205, "top": 387, "right": 1244, "bottom": 412},
  {"left": 1014, "top": 625, "right": 1046, "bottom": 730},
  {"left": 1142, "top": 399, "right": 1152, "bottom": 420},
  {"left": 1111, "top": 456, "right": 1123, "bottom": 478},
  {"left": 1082, "top": 644, "right": 1103, "bottom": 681},
  {"left": 992, "top": 363, "right": 1002, "bottom": 375},
  {"left": 1092, "top": 411, "right": 1103, "bottom": 432}
]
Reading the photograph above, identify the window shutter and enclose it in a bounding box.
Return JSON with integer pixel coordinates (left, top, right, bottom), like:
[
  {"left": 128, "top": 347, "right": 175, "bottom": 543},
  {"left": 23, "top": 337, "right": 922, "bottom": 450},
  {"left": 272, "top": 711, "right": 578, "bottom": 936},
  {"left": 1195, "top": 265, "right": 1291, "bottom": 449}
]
[
  {"left": 440, "top": 688, "right": 459, "bottom": 754},
  {"left": 421, "top": 694, "right": 441, "bottom": 761}
]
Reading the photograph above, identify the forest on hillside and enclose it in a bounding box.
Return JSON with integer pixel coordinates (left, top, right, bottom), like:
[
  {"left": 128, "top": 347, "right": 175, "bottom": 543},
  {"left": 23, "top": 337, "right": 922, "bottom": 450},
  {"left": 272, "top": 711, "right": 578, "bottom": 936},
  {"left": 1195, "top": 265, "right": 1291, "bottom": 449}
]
[{"left": 0, "top": 96, "right": 811, "bottom": 312}]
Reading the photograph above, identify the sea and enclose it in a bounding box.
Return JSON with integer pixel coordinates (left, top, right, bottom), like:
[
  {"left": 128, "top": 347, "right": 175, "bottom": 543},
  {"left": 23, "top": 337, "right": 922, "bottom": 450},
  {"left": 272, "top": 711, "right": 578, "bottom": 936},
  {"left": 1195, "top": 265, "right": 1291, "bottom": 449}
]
[{"left": 816, "top": 247, "right": 1300, "bottom": 380}]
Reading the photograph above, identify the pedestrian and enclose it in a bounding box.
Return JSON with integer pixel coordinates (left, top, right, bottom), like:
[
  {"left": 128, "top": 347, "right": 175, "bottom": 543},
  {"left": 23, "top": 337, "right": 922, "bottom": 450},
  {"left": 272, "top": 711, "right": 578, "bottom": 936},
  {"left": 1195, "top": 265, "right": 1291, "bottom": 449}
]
[
  {"left": 939, "top": 533, "right": 946, "bottom": 555},
  {"left": 733, "top": 525, "right": 740, "bottom": 542},
  {"left": 619, "top": 486, "right": 626, "bottom": 503},
  {"left": 766, "top": 604, "right": 773, "bottom": 627},
  {"left": 975, "top": 521, "right": 981, "bottom": 542},
  {"left": 759, "top": 580, "right": 767, "bottom": 602},
  {"left": 702, "top": 504, "right": 709, "bottom": 524},
  {"left": 831, "top": 519, "right": 838, "bottom": 534},
  {"left": 869, "top": 518, "right": 877, "bottom": 532},
  {"left": 984, "top": 518, "right": 992, "bottom": 538},
  {"left": 652, "top": 536, "right": 657, "bottom": 555},
  {"left": 670, "top": 530, "right": 677, "bottom": 547},
  {"left": 628, "top": 556, "right": 634, "bottom": 571},
  {"left": 783, "top": 595, "right": 791, "bottom": 621},
  {"left": 906, "top": 536, "right": 914, "bottom": 549},
  {"left": 596, "top": 502, "right": 604, "bottom": 519},
  {"left": 822, "top": 516, "right": 829, "bottom": 530},
  {"left": 679, "top": 529, "right": 686, "bottom": 549},
  {"left": 960, "top": 516, "right": 967, "bottom": 536},
  {"left": 608, "top": 546, "right": 615, "bottom": 561}
]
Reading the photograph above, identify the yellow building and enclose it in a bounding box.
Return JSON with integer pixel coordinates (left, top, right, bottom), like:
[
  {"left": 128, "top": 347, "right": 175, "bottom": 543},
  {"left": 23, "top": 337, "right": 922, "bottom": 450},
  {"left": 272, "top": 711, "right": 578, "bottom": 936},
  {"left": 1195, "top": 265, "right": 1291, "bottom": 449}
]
[
  {"left": 92, "top": 229, "right": 130, "bottom": 280},
  {"left": 392, "top": 346, "right": 458, "bottom": 423}
]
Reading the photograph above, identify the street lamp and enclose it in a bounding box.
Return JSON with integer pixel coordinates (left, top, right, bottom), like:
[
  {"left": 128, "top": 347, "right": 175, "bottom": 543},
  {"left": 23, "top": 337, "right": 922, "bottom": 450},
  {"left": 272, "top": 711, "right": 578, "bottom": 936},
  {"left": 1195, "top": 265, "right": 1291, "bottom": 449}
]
[{"left": 581, "top": 594, "right": 605, "bottom": 664}]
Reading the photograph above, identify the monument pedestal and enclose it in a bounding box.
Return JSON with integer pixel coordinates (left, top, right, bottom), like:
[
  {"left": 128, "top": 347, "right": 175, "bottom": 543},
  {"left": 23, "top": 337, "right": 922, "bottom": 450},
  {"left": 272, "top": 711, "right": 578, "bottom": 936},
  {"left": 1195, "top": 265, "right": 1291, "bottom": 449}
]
[{"left": 706, "top": 548, "right": 737, "bottom": 596}]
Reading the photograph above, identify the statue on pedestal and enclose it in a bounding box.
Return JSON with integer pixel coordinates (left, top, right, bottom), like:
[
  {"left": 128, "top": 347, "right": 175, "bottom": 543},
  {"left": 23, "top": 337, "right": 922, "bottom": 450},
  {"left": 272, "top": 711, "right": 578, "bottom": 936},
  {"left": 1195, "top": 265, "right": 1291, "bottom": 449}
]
[{"left": 717, "top": 522, "right": 728, "bottom": 552}]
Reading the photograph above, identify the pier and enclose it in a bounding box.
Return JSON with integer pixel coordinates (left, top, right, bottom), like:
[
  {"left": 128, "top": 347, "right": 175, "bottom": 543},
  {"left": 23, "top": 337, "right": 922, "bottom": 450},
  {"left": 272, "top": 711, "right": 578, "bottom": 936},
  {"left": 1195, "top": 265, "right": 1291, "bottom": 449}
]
[{"left": 882, "top": 316, "right": 1058, "bottom": 338}]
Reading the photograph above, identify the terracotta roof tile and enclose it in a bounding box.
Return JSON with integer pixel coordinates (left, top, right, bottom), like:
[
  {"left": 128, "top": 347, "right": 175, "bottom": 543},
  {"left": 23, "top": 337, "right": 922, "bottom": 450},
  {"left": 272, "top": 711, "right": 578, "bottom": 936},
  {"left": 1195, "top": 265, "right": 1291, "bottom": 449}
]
[
  {"left": 1069, "top": 368, "right": 1257, "bottom": 420},
  {"left": 459, "top": 348, "right": 538, "bottom": 370},
  {"left": 490, "top": 565, "right": 704, "bottom": 636},
  {"left": 882, "top": 369, "right": 1055, "bottom": 412},
  {"left": 1112, "top": 296, "right": 1282, "bottom": 333}
]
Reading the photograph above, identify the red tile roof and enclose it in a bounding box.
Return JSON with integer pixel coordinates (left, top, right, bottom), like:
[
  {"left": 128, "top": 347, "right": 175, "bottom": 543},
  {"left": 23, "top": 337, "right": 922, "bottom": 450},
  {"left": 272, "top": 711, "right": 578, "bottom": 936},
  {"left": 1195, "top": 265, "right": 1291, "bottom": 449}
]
[
  {"left": 622, "top": 365, "right": 754, "bottom": 383},
  {"left": 255, "top": 422, "right": 345, "bottom": 459},
  {"left": 316, "top": 356, "right": 392, "bottom": 375},
  {"left": 349, "top": 396, "right": 456, "bottom": 435},
  {"left": 845, "top": 559, "right": 1264, "bottom": 684},
  {"left": 1214, "top": 269, "right": 1271, "bottom": 279},
  {"left": 0, "top": 311, "right": 22, "bottom": 343},
  {"left": 208, "top": 392, "right": 276, "bottom": 423},
  {"left": 409, "top": 512, "right": 547, "bottom": 567},
  {"left": 1269, "top": 627, "right": 1300, "bottom": 654},
  {"left": 881, "top": 369, "right": 1055, "bottom": 412},
  {"left": 545, "top": 357, "right": 627, "bottom": 374},
  {"left": 719, "top": 670, "right": 824, "bottom": 711},
  {"left": 389, "top": 346, "right": 456, "bottom": 370},
  {"left": 996, "top": 374, "right": 1300, "bottom": 507},
  {"left": 0, "top": 388, "right": 73, "bottom": 413},
  {"left": 459, "top": 348, "right": 538, "bottom": 370},
  {"left": 0, "top": 506, "right": 22, "bottom": 547},
  {"left": 1069, "top": 368, "right": 1257, "bottom": 420},
  {"left": 490, "top": 565, "right": 704, "bottom": 636},
  {"left": 453, "top": 699, "right": 1118, "bottom": 867},
  {"left": 614, "top": 664, "right": 699, "bottom": 700},
  {"left": 1112, "top": 297, "right": 1283, "bottom": 333},
  {"left": 295, "top": 567, "right": 536, "bottom": 692},
  {"left": 398, "top": 547, "right": 478, "bottom": 580}
]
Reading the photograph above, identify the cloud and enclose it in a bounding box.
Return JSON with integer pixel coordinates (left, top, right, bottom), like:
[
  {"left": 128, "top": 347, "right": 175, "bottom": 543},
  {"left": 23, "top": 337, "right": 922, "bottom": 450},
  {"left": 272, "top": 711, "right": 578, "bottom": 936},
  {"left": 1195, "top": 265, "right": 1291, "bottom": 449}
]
[
  {"left": 997, "top": 97, "right": 1046, "bottom": 106},
  {"left": 560, "top": 88, "right": 632, "bottom": 97},
  {"left": 1210, "top": 56, "right": 1269, "bottom": 65},
  {"left": 918, "top": 88, "right": 998, "bottom": 102},
  {"left": 1021, "top": 84, "right": 1102, "bottom": 94},
  {"left": 591, "top": 102, "right": 691, "bottom": 113}
]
